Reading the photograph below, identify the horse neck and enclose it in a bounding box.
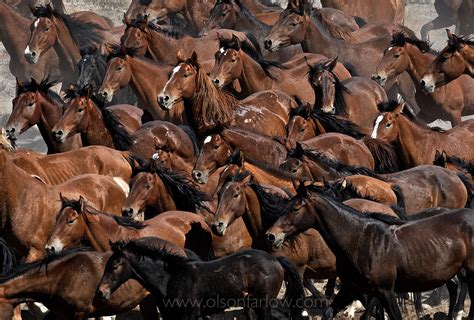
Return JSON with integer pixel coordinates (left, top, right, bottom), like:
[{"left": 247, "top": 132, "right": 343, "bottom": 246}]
[
  {"left": 81, "top": 104, "right": 114, "bottom": 148},
  {"left": 128, "top": 58, "right": 162, "bottom": 106},
  {"left": 404, "top": 44, "right": 435, "bottom": 85},
  {"left": 168, "top": 154, "right": 193, "bottom": 175},
  {"left": 239, "top": 53, "right": 272, "bottom": 93},
  {"left": 393, "top": 116, "right": 433, "bottom": 167},
  {"left": 235, "top": 7, "right": 270, "bottom": 38},
  {"left": 310, "top": 194, "right": 367, "bottom": 258},
  {"left": 1, "top": 269, "right": 55, "bottom": 300},
  {"left": 242, "top": 187, "right": 263, "bottom": 240},
  {"left": 303, "top": 15, "right": 341, "bottom": 58},
  {"left": 463, "top": 48, "right": 474, "bottom": 76},
  {"left": 149, "top": 32, "right": 179, "bottom": 64},
  {"left": 83, "top": 213, "right": 138, "bottom": 251},
  {"left": 35, "top": 94, "right": 64, "bottom": 151},
  {"left": 53, "top": 17, "right": 81, "bottom": 80},
  {"left": 0, "top": 4, "right": 29, "bottom": 59}
]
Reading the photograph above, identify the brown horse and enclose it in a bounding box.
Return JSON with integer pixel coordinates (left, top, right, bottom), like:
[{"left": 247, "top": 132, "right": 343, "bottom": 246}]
[
  {"left": 211, "top": 171, "right": 336, "bottom": 298},
  {"left": 266, "top": 185, "right": 474, "bottom": 320},
  {"left": 422, "top": 30, "right": 474, "bottom": 89},
  {"left": 0, "top": 249, "right": 156, "bottom": 319},
  {"left": 0, "top": 150, "right": 129, "bottom": 262},
  {"left": 45, "top": 197, "right": 213, "bottom": 260},
  {"left": 0, "top": 2, "right": 60, "bottom": 82},
  {"left": 210, "top": 35, "right": 351, "bottom": 103},
  {"left": 6, "top": 78, "right": 82, "bottom": 154},
  {"left": 122, "top": 159, "right": 209, "bottom": 220},
  {"left": 158, "top": 52, "right": 296, "bottom": 137},
  {"left": 10, "top": 145, "right": 134, "bottom": 185},
  {"left": 52, "top": 85, "right": 142, "bottom": 150},
  {"left": 279, "top": 136, "right": 376, "bottom": 181},
  {"left": 373, "top": 32, "right": 474, "bottom": 126},
  {"left": 25, "top": 4, "right": 107, "bottom": 86},
  {"left": 321, "top": 0, "right": 405, "bottom": 24},
  {"left": 308, "top": 58, "right": 386, "bottom": 134},
  {"left": 98, "top": 46, "right": 186, "bottom": 123},
  {"left": 458, "top": 0, "right": 474, "bottom": 36},
  {"left": 371, "top": 102, "right": 474, "bottom": 166},
  {"left": 434, "top": 150, "right": 474, "bottom": 186},
  {"left": 420, "top": 0, "right": 461, "bottom": 41}
]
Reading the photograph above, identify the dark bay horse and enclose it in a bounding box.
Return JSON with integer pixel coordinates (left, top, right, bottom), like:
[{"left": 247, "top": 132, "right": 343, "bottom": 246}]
[
  {"left": 10, "top": 145, "right": 134, "bottom": 184},
  {"left": 373, "top": 32, "right": 474, "bottom": 126},
  {"left": 0, "top": 2, "right": 60, "bottom": 82},
  {"left": 420, "top": 0, "right": 462, "bottom": 41},
  {"left": 98, "top": 241, "right": 305, "bottom": 319},
  {"left": 122, "top": 159, "right": 209, "bottom": 220},
  {"left": 212, "top": 171, "right": 337, "bottom": 298},
  {"left": 6, "top": 78, "right": 82, "bottom": 153},
  {"left": 45, "top": 197, "right": 213, "bottom": 261},
  {"left": 422, "top": 30, "right": 474, "bottom": 89},
  {"left": 52, "top": 85, "right": 142, "bottom": 150},
  {"left": 0, "top": 249, "right": 154, "bottom": 319},
  {"left": 307, "top": 58, "right": 386, "bottom": 134},
  {"left": 25, "top": 4, "right": 106, "bottom": 86},
  {"left": 210, "top": 35, "right": 351, "bottom": 103},
  {"left": 371, "top": 102, "right": 474, "bottom": 166},
  {"left": 98, "top": 46, "right": 187, "bottom": 123},
  {"left": 266, "top": 185, "right": 474, "bottom": 320},
  {"left": 158, "top": 52, "right": 297, "bottom": 138},
  {"left": 0, "top": 150, "right": 129, "bottom": 262}
]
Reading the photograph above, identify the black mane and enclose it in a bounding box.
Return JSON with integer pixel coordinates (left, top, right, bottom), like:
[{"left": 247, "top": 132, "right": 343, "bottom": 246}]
[
  {"left": 106, "top": 45, "right": 142, "bottom": 61},
  {"left": 32, "top": 5, "right": 104, "bottom": 49},
  {"left": 136, "top": 160, "right": 210, "bottom": 212},
  {"left": 391, "top": 32, "right": 437, "bottom": 54},
  {"left": 16, "top": 78, "right": 63, "bottom": 106},
  {"left": 249, "top": 183, "right": 290, "bottom": 229},
  {"left": 64, "top": 84, "right": 134, "bottom": 150}
]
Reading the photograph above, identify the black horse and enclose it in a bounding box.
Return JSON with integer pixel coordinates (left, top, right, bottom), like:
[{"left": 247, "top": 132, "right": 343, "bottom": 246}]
[
  {"left": 97, "top": 237, "right": 305, "bottom": 319},
  {"left": 266, "top": 184, "right": 474, "bottom": 320}
]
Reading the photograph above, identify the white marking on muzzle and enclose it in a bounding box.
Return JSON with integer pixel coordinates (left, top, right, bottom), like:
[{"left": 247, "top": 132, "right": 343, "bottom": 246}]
[
  {"left": 24, "top": 45, "right": 32, "bottom": 55},
  {"left": 113, "top": 177, "right": 130, "bottom": 197},
  {"left": 47, "top": 238, "right": 64, "bottom": 251},
  {"left": 34, "top": 19, "right": 40, "bottom": 28},
  {"left": 371, "top": 115, "right": 384, "bottom": 139}
]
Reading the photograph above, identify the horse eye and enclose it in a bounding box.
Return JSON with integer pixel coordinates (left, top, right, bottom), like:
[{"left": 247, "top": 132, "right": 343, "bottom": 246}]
[
  {"left": 45, "top": 27, "right": 50, "bottom": 32},
  {"left": 214, "top": 145, "right": 219, "bottom": 150},
  {"left": 145, "top": 184, "right": 151, "bottom": 189},
  {"left": 231, "top": 59, "right": 236, "bottom": 63},
  {"left": 291, "top": 22, "right": 298, "bottom": 27},
  {"left": 67, "top": 219, "right": 76, "bottom": 225},
  {"left": 300, "top": 127, "right": 305, "bottom": 132},
  {"left": 394, "top": 54, "right": 400, "bottom": 58},
  {"left": 117, "top": 66, "right": 123, "bottom": 71},
  {"left": 221, "top": 12, "right": 227, "bottom": 16},
  {"left": 27, "top": 102, "right": 34, "bottom": 107},
  {"left": 386, "top": 123, "right": 392, "bottom": 128},
  {"left": 78, "top": 108, "right": 84, "bottom": 113},
  {"left": 233, "top": 194, "right": 239, "bottom": 198}
]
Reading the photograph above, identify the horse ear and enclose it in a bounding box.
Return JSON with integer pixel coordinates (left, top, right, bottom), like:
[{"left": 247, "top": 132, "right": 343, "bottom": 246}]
[
  {"left": 153, "top": 136, "right": 161, "bottom": 150},
  {"left": 45, "top": 3, "right": 54, "bottom": 18},
  {"left": 176, "top": 50, "right": 186, "bottom": 63},
  {"left": 287, "top": 0, "right": 299, "bottom": 10},
  {"left": 296, "top": 181, "right": 308, "bottom": 197},
  {"left": 446, "top": 29, "right": 454, "bottom": 41},
  {"left": 231, "top": 34, "right": 241, "bottom": 50},
  {"left": 190, "top": 51, "right": 198, "bottom": 65},
  {"left": 78, "top": 196, "right": 86, "bottom": 213},
  {"left": 325, "top": 56, "right": 338, "bottom": 71},
  {"left": 304, "top": 56, "right": 314, "bottom": 71},
  {"left": 123, "top": 13, "right": 132, "bottom": 26},
  {"left": 295, "top": 142, "right": 305, "bottom": 156},
  {"left": 30, "top": 78, "right": 39, "bottom": 91},
  {"left": 59, "top": 192, "right": 67, "bottom": 204},
  {"left": 242, "top": 172, "right": 253, "bottom": 185},
  {"left": 394, "top": 102, "right": 405, "bottom": 115}
]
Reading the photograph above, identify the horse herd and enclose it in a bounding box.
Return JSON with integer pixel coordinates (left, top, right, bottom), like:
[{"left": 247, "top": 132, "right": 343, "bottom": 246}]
[{"left": 0, "top": 0, "right": 472, "bottom": 319}]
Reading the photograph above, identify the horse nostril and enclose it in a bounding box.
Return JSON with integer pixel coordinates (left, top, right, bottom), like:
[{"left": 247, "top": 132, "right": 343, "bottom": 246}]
[
  {"left": 53, "top": 131, "right": 63, "bottom": 138},
  {"left": 213, "top": 79, "right": 220, "bottom": 85},
  {"left": 218, "top": 222, "right": 224, "bottom": 228},
  {"left": 266, "top": 233, "right": 275, "bottom": 242},
  {"left": 31, "top": 51, "right": 37, "bottom": 57},
  {"left": 420, "top": 80, "right": 426, "bottom": 87},
  {"left": 7, "top": 128, "right": 14, "bottom": 133},
  {"left": 195, "top": 171, "right": 202, "bottom": 178},
  {"left": 164, "top": 96, "right": 170, "bottom": 102},
  {"left": 122, "top": 208, "right": 133, "bottom": 217},
  {"left": 371, "top": 75, "right": 381, "bottom": 80},
  {"left": 264, "top": 39, "right": 272, "bottom": 48}
]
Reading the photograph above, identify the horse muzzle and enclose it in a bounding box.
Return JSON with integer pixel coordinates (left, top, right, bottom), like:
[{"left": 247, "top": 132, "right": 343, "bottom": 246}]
[
  {"left": 24, "top": 46, "right": 39, "bottom": 64},
  {"left": 192, "top": 170, "right": 209, "bottom": 184},
  {"left": 96, "top": 288, "right": 111, "bottom": 302},
  {"left": 265, "top": 232, "right": 286, "bottom": 249},
  {"left": 157, "top": 94, "right": 173, "bottom": 110},
  {"left": 52, "top": 130, "right": 67, "bottom": 143},
  {"left": 98, "top": 90, "right": 113, "bottom": 103},
  {"left": 211, "top": 221, "right": 227, "bottom": 236},
  {"left": 420, "top": 77, "right": 435, "bottom": 93},
  {"left": 263, "top": 38, "right": 281, "bottom": 52},
  {"left": 5, "top": 127, "right": 17, "bottom": 141},
  {"left": 371, "top": 74, "right": 387, "bottom": 86}
]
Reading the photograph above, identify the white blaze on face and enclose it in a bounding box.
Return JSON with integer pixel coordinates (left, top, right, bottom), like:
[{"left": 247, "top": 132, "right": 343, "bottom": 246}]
[
  {"left": 24, "top": 45, "right": 32, "bottom": 55},
  {"left": 371, "top": 115, "right": 384, "bottom": 139},
  {"left": 219, "top": 47, "right": 225, "bottom": 54},
  {"left": 171, "top": 65, "right": 181, "bottom": 77},
  {"left": 34, "top": 19, "right": 40, "bottom": 29},
  {"left": 151, "top": 152, "right": 159, "bottom": 160},
  {"left": 387, "top": 46, "right": 393, "bottom": 51},
  {"left": 204, "top": 136, "right": 212, "bottom": 144}
]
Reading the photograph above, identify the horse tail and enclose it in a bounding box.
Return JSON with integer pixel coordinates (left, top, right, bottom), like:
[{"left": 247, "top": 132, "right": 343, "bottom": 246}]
[
  {"left": 0, "top": 238, "right": 16, "bottom": 275},
  {"left": 457, "top": 173, "right": 473, "bottom": 208},
  {"left": 391, "top": 185, "right": 406, "bottom": 214},
  {"left": 413, "top": 292, "right": 423, "bottom": 318},
  {"left": 362, "top": 137, "right": 399, "bottom": 174},
  {"left": 276, "top": 256, "right": 305, "bottom": 319}
]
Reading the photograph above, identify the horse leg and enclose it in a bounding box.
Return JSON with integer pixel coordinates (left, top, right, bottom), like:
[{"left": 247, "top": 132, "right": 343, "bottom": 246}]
[
  {"left": 302, "top": 277, "right": 325, "bottom": 308},
  {"left": 465, "top": 271, "right": 474, "bottom": 319},
  {"left": 324, "top": 278, "right": 337, "bottom": 299},
  {"left": 139, "top": 296, "right": 159, "bottom": 320},
  {"left": 361, "top": 296, "right": 380, "bottom": 320},
  {"left": 454, "top": 270, "right": 468, "bottom": 320},
  {"left": 446, "top": 279, "right": 458, "bottom": 320},
  {"left": 421, "top": 15, "right": 456, "bottom": 41},
  {"left": 376, "top": 289, "right": 402, "bottom": 320},
  {"left": 449, "top": 110, "right": 462, "bottom": 127},
  {"left": 323, "top": 284, "right": 357, "bottom": 320}
]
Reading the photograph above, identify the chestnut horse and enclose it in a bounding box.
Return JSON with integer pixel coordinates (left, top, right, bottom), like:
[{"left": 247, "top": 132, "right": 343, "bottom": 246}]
[
  {"left": 25, "top": 5, "right": 106, "bottom": 86},
  {"left": 371, "top": 102, "right": 474, "bottom": 167},
  {"left": 122, "top": 159, "right": 209, "bottom": 220},
  {"left": 266, "top": 185, "right": 474, "bottom": 320},
  {"left": 10, "top": 145, "right": 134, "bottom": 185},
  {"left": 279, "top": 137, "right": 376, "bottom": 181},
  {"left": 158, "top": 52, "right": 296, "bottom": 138},
  {"left": 210, "top": 35, "right": 351, "bottom": 103},
  {"left": 373, "top": 32, "right": 474, "bottom": 126},
  {"left": 308, "top": 58, "right": 386, "bottom": 134},
  {"left": 45, "top": 197, "right": 213, "bottom": 260},
  {"left": 0, "top": 249, "right": 156, "bottom": 319},
  {"left": 422, "top": 30, "right": 474, "bottom": 89},
  {"left": 98, "top": 46, "right": 186, "bottom": 123},
  {"left": 0, "top": 150, "right": 130, "bottom": 262},
  {"left": 321, "top": 0, "right": 405, "bottom": 25},
  {"left": 52, "top": 85, "right": 142, "bottom": 150},
  {"left": 6, "top": 78, "right": 82, "bottom": 154},
  {"left": 0, "top": 2, "right": 60, "bottom": 82}
]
